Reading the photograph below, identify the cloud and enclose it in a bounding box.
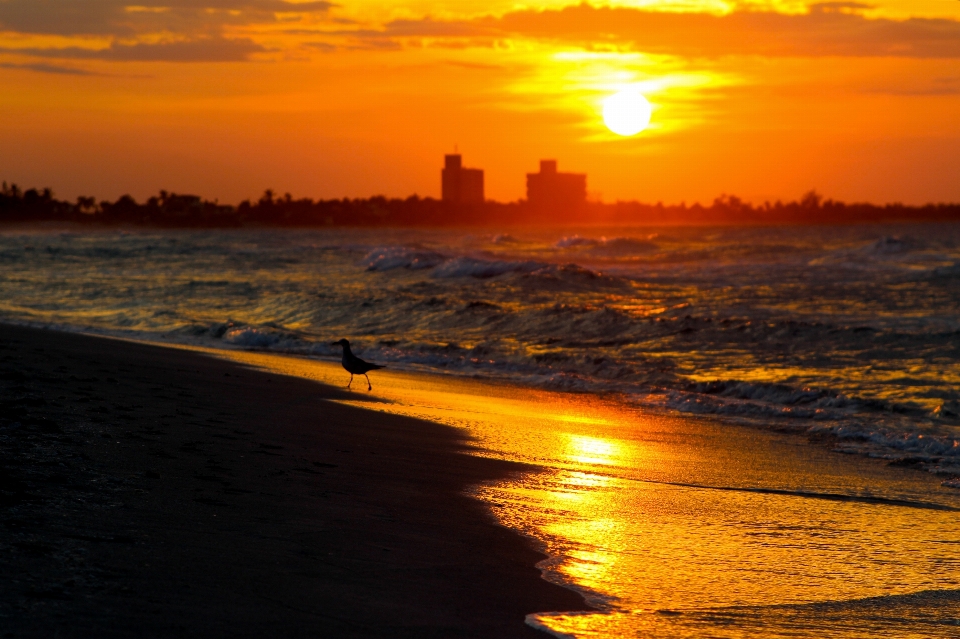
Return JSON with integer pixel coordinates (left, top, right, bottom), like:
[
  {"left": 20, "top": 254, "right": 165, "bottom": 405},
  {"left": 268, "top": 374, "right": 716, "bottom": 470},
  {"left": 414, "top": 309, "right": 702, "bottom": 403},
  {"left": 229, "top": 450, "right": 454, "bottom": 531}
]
[
  {"left": 374, "top": 18, "right": 487, "bottom": 39},
  {"left": 364, "top": 5, "right": 960, "bottom": 59},
  {"left": 301, "top": 41, "right": 336, "bottom": 52},
  {"left": 8, "top": 2, "right": 960, "bottom": 62},
  {"left": 0, "top": 61, "right": 102, "bottom": 75},
  {"left": 147, "top": 0, "right": 333, "bottom": 9},
  {"left": 444, "top": 60, "right": 502, "bottom": 70},
  {"left": 0, "top": 0, "right": 334, "bottom": 36},
  {"left": 11, "top": 37, "right": 266, "bottom": 62},
  {"left": 808, "top": 2, "right": 874, "bottom": 12}
]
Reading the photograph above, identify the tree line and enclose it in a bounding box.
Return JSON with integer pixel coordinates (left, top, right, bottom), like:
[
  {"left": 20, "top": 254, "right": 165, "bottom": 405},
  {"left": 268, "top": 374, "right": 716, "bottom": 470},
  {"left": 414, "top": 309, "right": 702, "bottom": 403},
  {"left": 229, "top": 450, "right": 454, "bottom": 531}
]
[{"left": 2, "top": 182, "right": 958, "bottom": 227}]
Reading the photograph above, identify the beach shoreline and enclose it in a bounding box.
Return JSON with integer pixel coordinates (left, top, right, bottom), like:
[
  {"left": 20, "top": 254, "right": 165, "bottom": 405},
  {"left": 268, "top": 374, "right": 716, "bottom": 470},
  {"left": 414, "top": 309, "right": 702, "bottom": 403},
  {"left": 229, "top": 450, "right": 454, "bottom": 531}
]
[{"left": 0, "top": 323, "right": 588, "bottom": 637}]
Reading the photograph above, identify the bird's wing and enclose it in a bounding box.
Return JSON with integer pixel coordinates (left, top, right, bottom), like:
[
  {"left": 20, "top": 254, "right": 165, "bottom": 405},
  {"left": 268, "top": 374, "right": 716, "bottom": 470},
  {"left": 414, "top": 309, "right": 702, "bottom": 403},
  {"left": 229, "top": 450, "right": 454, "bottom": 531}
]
[{"left": 354, "top": 357, "right": 385, "bottom": 372}]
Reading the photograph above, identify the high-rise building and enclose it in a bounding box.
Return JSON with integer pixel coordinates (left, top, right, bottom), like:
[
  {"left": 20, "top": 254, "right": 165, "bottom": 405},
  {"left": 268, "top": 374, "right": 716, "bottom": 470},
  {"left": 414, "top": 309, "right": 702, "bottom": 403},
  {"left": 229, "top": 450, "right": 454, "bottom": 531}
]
[
  {"left": 441, "top": 154, "right": 484, "bottom": 204},
  {"left": 526, "top": 160, "right": 587, "bottom": 212}
]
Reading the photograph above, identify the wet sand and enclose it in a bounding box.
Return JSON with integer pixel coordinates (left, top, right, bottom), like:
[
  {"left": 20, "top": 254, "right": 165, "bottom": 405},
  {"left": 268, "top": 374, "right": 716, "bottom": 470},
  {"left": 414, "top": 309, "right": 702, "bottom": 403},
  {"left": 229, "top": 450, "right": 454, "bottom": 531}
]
[
  {"left": 206, "top": 345, "right": 960, "bottom": 637},
  {"left": 0, "top": 324, "right": 587, "bottom": 638}
]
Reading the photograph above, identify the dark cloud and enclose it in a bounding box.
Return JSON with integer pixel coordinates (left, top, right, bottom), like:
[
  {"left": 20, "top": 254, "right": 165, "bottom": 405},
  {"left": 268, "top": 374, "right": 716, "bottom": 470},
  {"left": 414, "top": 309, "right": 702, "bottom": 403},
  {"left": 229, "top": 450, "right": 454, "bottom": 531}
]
[
  {"left": 495, "top": 5, "right": 960, "bottom": 58},
  {"left": 152, "top": 0, "right": 333, "bottom": 9},
  {"left": 0, "top": 61, "right": 101, "bottom": 75},
  {"left": 0, "top": 0, "right": 333, "bottom": 36},
  {"left": 363, "top": 5, "right": 960, "bottom": 59},
  {"left": 0, "top": 1, "right": 123, "bottom": 36},
  {"left": 12, "top": 37, "right": 266, "bottom": 62},
  {"left": 444, "top": 60, "right": 503, "bottom": 70},
  {"left": 301, "top": 41, "right": 336, "bottom": 52},
  {"left": 347, "top": 37, "right": 402, "bottom": 51},
  {"left": 376, "top": 18, "right": 487, "bottom": 38}
]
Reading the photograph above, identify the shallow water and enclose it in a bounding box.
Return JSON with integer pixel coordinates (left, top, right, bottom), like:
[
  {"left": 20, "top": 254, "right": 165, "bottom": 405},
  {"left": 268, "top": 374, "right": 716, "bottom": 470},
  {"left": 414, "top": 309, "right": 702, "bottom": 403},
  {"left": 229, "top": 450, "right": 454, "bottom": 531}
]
[
  {"left": 1, "top": 224, "right": 958, "bottom": 480},
  {"left": 206, "top": 350, "right": 960, "bottom": 638}
]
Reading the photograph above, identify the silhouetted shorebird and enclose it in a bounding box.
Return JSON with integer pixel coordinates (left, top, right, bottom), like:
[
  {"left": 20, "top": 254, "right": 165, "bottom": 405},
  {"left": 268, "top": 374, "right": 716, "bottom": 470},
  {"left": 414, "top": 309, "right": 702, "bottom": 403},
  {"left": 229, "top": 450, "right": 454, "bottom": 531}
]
[{"left": 331, "top": 339, "right": 384, "bottom": 391}]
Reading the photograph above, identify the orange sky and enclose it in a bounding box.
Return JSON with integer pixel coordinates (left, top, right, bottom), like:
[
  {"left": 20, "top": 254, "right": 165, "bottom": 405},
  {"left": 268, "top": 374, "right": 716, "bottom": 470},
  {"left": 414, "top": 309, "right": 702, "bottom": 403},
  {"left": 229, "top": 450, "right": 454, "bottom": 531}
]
[{"left": 1, "top": 1, "right": 959, "bottom": 205}]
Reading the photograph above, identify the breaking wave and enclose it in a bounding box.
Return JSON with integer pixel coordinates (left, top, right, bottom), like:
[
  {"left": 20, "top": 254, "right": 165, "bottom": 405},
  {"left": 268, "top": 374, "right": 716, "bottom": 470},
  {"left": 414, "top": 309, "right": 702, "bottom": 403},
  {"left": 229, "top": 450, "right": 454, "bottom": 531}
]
[
  {"left": 432, "top": 256, "right": 545, "bottom": 279},
  {"left": 363, "top": 245, "right": 447, "bottom": 271},
  {"left": 2, "top": 224, "right": 959, "bottom": 485},
  {"left": 555, "top": 234, "right": 659, "bottom": 257}
]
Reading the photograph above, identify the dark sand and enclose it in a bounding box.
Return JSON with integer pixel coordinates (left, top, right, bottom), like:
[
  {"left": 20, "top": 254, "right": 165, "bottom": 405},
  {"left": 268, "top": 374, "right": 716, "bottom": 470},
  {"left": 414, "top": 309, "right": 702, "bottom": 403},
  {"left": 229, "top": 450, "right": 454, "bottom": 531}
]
[{"left": 0, "top": 325, "right": 587, "bottom": 638}]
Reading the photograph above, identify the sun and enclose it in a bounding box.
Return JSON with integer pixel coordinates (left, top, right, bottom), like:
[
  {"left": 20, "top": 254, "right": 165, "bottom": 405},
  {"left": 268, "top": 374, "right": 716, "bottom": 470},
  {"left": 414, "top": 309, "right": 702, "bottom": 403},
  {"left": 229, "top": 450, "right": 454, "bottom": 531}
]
[{"left": 602, "top": 89, "right": 652, "bottom": 136}]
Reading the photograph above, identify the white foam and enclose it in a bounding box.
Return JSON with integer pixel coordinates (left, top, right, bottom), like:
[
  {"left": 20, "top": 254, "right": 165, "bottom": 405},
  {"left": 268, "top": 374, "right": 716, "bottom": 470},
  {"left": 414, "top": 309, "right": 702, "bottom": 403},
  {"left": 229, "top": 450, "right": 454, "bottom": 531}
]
[
  {"left": 222, "top": 327, "right": 285, "bottom": 348},
  {"left": 554, "top": 235, "right": 658, "bottom": 256},
  {"left": 432, "top": 257, "right": 544, "bottom": 279},
  {"left": 363, "top": 246, "right": 447, "bottom": 271},
  {"left": 524, "top": 615, "right": 579, "bottom": 639},
  {"left": 555, "top": 235, "right": 598, "bottom": 248}
]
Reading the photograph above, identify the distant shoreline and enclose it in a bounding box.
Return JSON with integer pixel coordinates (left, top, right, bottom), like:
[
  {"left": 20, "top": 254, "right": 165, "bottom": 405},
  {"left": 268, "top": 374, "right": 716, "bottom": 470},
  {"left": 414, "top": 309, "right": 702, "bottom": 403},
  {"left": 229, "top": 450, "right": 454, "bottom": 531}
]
[{"left": 3, "top": 183, "right": 959, "bottom": 228}]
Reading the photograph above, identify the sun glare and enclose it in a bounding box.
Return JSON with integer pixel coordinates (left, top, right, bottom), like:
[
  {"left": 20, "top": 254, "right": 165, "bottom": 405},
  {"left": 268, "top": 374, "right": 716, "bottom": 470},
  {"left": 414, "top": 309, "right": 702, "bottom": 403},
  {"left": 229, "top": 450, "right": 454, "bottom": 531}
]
[{"left": 603, "top": 89, "right": 653, "bottom": 136}]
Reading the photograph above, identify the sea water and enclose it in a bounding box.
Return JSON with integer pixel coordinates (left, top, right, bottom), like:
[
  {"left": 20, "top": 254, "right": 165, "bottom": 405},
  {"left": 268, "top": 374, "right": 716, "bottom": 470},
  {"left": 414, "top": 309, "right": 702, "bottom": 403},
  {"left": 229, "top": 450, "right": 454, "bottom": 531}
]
[
  {"left": 2, "top": 224, "right": 960, "bottom": 636},
  {"left": 2, "top": 224, "right": 958, "bottom": 476}
]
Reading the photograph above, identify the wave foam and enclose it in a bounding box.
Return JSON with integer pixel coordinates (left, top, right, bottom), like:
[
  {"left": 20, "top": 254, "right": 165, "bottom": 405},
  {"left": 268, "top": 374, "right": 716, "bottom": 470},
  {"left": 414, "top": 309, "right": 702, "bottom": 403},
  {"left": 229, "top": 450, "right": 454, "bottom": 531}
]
[
  {"left": 555, "top": 235, "right": 658, "bottom": 256},
  {"left": 865, "top": 235, "right": 925, "bottom": 255},
  {"left": 363, "top": 246, "right": 447, "bottom": 271},
  {"left": 222, "top": 326, "right": 285, "bottom": 348},
  {"left": 433, "top": 257, "right": 545, "bottom": 279}
]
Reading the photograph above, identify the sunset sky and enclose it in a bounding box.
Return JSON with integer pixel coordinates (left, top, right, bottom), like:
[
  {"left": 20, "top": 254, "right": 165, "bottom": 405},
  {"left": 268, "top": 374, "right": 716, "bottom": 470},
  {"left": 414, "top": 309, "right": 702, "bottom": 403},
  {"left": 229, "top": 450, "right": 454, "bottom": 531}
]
[{"left": 1, "top": 1, "right": 959, "bottom": 205}]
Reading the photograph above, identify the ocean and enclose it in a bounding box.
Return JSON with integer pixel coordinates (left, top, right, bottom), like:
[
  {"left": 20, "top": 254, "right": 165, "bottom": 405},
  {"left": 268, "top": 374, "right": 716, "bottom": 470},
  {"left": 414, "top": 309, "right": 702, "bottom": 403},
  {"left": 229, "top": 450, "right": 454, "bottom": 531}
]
[
  {"left": 3, "top": 224, "right": 958, "bottom": 478},
  {"left": 3, "top": 223, "right": 960, "bottom": 636}
]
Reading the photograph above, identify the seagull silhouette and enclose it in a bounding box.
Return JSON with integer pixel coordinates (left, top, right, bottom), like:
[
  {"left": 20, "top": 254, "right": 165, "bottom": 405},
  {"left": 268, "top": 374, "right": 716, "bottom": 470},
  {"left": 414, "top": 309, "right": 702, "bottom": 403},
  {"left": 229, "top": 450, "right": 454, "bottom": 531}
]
[{"left": 331, "top": 339, "right": 385, "bottom": 391}]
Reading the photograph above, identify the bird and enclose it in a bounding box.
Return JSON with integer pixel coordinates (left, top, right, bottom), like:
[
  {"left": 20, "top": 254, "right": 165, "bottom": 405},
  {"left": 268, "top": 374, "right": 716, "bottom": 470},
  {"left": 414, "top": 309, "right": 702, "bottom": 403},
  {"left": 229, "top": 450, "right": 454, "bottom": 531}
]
[{"left": 331, "top": 339, "right": 384, "bottom": 391}]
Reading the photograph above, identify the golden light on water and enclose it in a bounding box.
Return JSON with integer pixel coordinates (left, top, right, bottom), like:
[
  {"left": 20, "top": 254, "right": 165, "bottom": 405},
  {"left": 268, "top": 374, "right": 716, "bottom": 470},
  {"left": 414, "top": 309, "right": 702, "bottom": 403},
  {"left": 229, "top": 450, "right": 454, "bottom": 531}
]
[
  {"left": 566, "top": 435, "right": 621, "bottom": 466},
  {"left": 190, "top": 349, "right": 960, "bottom": 638}
]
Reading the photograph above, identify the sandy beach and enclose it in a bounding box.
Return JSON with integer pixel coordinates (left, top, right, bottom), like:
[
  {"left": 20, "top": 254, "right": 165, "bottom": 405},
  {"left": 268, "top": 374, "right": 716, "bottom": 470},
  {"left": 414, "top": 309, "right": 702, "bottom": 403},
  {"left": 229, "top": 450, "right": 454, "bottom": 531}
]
[
  {"left": 4, "top": 321, "right": 960, "bottom": 638},
  {"left": 0, "top": 324, "right": 587, "bottom": 638}
]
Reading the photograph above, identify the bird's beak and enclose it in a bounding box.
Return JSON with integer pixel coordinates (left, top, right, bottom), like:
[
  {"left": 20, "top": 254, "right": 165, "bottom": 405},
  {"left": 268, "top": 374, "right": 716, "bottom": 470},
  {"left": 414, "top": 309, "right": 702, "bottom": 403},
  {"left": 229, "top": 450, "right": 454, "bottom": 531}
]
[{"left": 330, "top": 341, "right": 340, "bottom": 346}]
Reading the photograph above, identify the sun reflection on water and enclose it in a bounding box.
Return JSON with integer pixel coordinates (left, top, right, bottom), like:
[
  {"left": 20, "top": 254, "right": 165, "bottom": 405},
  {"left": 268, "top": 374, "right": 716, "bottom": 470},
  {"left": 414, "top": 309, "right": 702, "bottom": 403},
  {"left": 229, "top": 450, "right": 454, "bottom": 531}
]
[
  {"left": 194, "top": 349, "right": 960, "bottom": 638},
  {"left": 565, "top": 435, "right": 621, "bottom": 466}
]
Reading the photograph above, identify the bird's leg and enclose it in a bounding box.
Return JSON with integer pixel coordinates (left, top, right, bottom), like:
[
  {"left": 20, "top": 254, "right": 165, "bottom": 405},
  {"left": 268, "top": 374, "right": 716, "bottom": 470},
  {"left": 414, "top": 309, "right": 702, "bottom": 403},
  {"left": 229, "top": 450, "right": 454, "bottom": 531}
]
[
  {"left": 347, "top": 374, "right": 353, "bottom": 389},
  {"left": 365, "top": 374, "right": 372, "bottom": 391}
]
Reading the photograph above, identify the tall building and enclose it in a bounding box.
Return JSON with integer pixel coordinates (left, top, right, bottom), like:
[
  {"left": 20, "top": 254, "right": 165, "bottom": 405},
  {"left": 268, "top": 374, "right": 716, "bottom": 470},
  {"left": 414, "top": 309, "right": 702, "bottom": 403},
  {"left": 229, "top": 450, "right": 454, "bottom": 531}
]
[
  {"left": 441, "top": 154, "right": 484, "bottom": 204},
  {"left": 526, "top": 160, "right": 587, "bottom": 212}
]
